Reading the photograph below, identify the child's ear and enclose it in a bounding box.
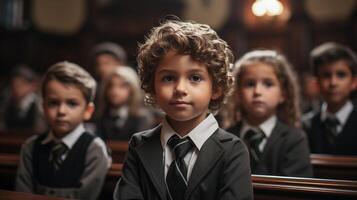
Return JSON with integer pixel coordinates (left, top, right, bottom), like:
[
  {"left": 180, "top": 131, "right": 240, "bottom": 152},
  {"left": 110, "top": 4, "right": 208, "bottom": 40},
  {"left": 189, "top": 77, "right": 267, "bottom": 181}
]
[
  {"left": 352, "top": 76, "right": 357, "bottom": 90},
  {"left": 212, "top": 87, "right": 222, "bottom": 100},
  {"left": 84, "top": 102, "right": 95, "bottom": 120}
]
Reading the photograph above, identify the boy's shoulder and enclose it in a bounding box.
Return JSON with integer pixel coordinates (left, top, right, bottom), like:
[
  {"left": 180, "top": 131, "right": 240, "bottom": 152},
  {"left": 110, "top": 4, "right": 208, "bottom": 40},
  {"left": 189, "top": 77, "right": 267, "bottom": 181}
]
[{"left": 129, "top": 125, "right": 162, "bottom": 147}]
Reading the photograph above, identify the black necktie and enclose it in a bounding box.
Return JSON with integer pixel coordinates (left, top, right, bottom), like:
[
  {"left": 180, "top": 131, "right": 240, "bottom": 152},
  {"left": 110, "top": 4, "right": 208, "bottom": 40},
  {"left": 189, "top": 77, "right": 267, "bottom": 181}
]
[
  {"left": 49, "top": 142, "right": 69, "bottom": 171},
  {"left": 324, "top": 116, "right": 340, "bottom": 145},
  {"left": 166, "top": 135, "right": 194, "bottom": 200},
  {"left": 244, "top": 129, "right": 265, "bottom": 170}
]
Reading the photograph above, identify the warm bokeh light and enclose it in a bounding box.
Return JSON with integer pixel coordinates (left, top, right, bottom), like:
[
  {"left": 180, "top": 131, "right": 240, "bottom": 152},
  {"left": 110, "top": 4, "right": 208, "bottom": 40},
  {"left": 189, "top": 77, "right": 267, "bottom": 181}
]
[{"left": 252, "top": 0, "right": 284, "bottom": 17}]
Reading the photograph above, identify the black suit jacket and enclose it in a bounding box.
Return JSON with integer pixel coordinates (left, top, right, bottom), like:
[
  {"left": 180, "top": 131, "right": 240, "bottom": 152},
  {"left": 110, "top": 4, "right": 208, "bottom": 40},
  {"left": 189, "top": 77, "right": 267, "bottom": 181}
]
[
  {"left": 227, "top": 120, "right": 313, "bottom": 177},
  {"left": 113, "top": 125, "right": 253, "bottom": 200},
  {"left": 303, "top": 108, "right": 357, "bottom": 155}
]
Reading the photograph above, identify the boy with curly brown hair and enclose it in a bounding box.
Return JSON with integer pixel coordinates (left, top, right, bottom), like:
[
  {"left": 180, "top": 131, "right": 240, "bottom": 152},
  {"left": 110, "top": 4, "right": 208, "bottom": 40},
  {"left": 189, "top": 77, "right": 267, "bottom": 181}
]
[{"left": 113, "top": 19, "right": 253, "bottom": 200}]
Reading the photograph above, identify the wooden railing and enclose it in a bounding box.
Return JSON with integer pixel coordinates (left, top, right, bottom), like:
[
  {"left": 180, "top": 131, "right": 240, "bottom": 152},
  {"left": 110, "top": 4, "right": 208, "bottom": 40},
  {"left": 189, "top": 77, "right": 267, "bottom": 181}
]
[{"left": 1, "top": 133, "right": 357, "bottom": 181}]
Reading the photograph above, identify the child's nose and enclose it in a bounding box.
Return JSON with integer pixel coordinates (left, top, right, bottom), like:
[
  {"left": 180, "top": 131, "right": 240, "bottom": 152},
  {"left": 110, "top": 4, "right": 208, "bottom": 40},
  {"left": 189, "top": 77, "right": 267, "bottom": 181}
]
[
  {"left": 254, "top": 84, "right": 263, "bottom": 94},
  {"left": 58, "top": 104, "right": 67, "bottom": 114},
  {"left": 174, "top": 79, "right": 187, "bottom": 95}
]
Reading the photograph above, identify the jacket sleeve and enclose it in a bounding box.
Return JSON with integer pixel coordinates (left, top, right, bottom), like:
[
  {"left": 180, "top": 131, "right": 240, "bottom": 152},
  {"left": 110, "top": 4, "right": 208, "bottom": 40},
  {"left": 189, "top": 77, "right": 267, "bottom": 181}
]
[
  {"left": 113, "top": 137, "right": 144, "bottom": 200},
  {"left": 219, "top": 139, "right": 254, "bottom": 200},
  {"left": 77, "top": 137, "right": 111, "bottom": 200},
  {"left": 15, "top": 136, "right": 37, "bottom": 193}
]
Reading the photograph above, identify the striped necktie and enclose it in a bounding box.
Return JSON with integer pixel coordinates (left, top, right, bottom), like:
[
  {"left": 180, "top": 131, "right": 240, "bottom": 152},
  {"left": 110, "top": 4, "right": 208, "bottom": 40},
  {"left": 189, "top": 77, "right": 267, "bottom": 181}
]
[
  {"left": 324, "top": 116, "right": 340, "bottom": 145},
  {"left": 166, "top": 135, "right": 194, "bottom": 200},
  {"left": 244, "top": 129, "right": 265, "bottom": 170},
  {"left": 49, "top": 141, "right": 69, "bottom": 171}
]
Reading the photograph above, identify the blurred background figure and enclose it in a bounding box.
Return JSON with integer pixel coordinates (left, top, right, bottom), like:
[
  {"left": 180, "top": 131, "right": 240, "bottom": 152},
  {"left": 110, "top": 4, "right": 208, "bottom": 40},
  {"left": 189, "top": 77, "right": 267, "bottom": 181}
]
[
  {"left": 300, "top": 71, "right": 321, "bottom": 115},
  {"left": 90, "top": 42, "right": 127, "bottom": 82},
  {"left": 95, "top": 66, "right": 155, "bottom": 141},
  {"left": 0, "top": 65, "right": 46, "bottom": 134}
]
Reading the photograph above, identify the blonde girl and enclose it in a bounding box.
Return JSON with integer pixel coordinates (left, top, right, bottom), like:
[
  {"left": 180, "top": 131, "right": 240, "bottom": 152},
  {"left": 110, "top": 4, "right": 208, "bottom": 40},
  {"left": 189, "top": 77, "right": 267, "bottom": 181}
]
[{"left": 96, "top": 66, "right": 154, "bottom": 140}]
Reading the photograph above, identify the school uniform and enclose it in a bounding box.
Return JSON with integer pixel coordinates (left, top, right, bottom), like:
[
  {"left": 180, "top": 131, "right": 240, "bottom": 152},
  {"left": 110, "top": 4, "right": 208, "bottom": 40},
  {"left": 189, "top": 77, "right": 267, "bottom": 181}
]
[
  {"left": 15, "top": 124, "right": 111, "bottom": 200},
  {"left": 96, "top": 106, "right": 154, "bottom": 141},
  {"left": 303, "top": 101, "right": 357, "bottom": 155},
  {"left": 227, "top": 116, "right": 313, "bottom": 177},
  {"left": 114, "top": 114, "right": 253, "bottom": 200}
]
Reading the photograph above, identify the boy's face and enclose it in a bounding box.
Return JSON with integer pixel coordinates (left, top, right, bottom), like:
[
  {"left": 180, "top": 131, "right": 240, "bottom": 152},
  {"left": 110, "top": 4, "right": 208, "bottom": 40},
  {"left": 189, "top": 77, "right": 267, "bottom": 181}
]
[
  {"left": 95, "top": 54, "right": 121, "bottom": 80},
  {"left": 237, "top": 63, "right": 285, "bottom": 126},
  {"left": 43, "top": 80, "right": 94, "bottom": 138},
  {"left": 317, "top": 60, "right": 356, "bottom": 111},
  {"left": 154, "top": 51, "right": 221, "bottom": 129}
]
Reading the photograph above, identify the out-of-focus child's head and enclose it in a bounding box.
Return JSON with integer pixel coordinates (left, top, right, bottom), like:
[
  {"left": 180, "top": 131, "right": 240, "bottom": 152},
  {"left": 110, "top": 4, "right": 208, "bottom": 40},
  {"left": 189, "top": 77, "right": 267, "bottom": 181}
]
[
  {"left": 10, "top": 65, "right": 38, "bottom": 101},
  {"left": 101, "top": 66, "right": 142, "bottom": 114},
  {"left": 233, "top": 50, "right": 300, "bottom": 127},
  {"left": 41, "top": 61, "right": 97, "bottom": 137},
  {"left": 91, "top": 42, "right": 127, "bottom": 80},
  {"left": 310, "top": 42, "right": 357, "bottom": 110}
]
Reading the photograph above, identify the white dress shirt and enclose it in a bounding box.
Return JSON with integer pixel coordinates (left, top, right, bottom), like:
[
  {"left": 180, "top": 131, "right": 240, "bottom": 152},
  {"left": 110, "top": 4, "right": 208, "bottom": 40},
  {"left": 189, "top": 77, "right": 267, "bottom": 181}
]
[
  {"left": 160, "top": 113, "right": 219, "bottom": 180},
  {"left": 320, "top": 100, "right": 354, "bottom": 134}
]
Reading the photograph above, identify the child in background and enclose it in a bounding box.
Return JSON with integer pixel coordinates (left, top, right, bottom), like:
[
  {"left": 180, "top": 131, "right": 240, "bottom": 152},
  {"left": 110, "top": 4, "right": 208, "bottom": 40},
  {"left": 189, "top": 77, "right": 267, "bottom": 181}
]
[
  {"left": 303, "top": 42, "right": 357, "bottom": 155},
  {"left": 91, "top": 42, "right": 127, "bottom": 81},
  {"left": 0, "top": 66, "right": 46, "bottom": 133},
  {"left": 16, "top": 61, "right": 111, "bottom": 200},
  {"left": 96, "top": 66, "right": 155, "bottom": 141},
  {"left": 114, "top": 19, "right": 253, "bottom": 200},
  {"left": 226, "top": 50, "right": 312, "bottom": 177}
]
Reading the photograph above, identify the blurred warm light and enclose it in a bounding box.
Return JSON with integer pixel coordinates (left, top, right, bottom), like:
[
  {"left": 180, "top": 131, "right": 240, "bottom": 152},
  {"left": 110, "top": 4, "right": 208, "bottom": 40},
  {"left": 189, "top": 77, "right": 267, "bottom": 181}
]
[{"left": 252, "top": 0, "right": 284, "bottom": 17}]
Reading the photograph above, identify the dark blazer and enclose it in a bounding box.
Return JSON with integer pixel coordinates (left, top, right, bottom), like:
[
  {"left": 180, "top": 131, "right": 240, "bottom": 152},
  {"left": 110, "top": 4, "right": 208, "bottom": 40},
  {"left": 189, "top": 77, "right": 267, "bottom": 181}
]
[
  {"left": 303, "top": 108, "right": 357, "bottom": 155},
  {"left": 227, "top": 120, "right": 313, "bottom": 177},
  {"left": 113, "top": 125, "right": 253, "bottom": 200}
]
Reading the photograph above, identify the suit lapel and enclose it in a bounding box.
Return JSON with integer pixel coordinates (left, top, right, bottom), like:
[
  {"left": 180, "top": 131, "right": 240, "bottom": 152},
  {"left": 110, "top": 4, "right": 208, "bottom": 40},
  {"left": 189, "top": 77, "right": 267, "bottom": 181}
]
[
  {"left": 262, "top": 120, "right": 286, "bottom": 157},
  {"left": 185, "top": 129, "right": 224, "bottom": 199},
  {"left": 136, "top": 126, "right": 167, "bottom": 200}
]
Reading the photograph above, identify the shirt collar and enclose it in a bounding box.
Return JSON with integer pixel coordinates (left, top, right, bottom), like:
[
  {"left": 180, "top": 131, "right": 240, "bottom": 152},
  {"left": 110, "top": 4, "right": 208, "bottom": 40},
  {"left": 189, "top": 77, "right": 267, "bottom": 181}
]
[
  {"left": 42, "top": 123, "right": 85, "bottom": 149},
  {"left": 241, "top": 115, "right": 277, "bottom": 138},
  {"left": 160, "top": 113, "right": 219, "bottom": 150},
  {"left": 320, "top": 101, "right": 353, "bottom": 126}
]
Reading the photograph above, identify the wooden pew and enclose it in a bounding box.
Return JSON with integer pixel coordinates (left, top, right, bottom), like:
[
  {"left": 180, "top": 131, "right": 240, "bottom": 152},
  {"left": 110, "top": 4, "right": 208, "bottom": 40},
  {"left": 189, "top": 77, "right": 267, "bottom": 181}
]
[
  {"left": 253, "top": 175, "right": 357, "bottom": 200},
  {"left": 1, "top": 153, "right": 357, "bottom": 200},
  {"left": 107, "top": 141, "right": 128, "bottom": 163},
  {"left": 311, "top": 154, "right": 357, "bottom": 180}
]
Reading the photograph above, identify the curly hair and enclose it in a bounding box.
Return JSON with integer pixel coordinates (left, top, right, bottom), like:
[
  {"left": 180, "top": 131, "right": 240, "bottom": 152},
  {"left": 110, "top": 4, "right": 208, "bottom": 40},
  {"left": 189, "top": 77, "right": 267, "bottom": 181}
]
[
  {"left": 225, "top": 50, "right": 301, "bottom": 128},
  {"left": 137, "top": 19, "right": 234, "bottom": 112}
]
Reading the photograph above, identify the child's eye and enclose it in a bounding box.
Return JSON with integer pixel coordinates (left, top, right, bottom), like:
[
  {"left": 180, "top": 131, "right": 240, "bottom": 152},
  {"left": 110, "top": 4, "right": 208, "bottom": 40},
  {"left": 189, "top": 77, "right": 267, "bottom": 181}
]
[
  {"left": 243, "top": 80, "right": 255, "bottom": 87},
  {"left": 336, "top": 71, "right": 348, "bottom": 78},
  {"left": 189, "top": 74, "right": 202, "bottom": 82},
  {"left": 67, "top": 100, "right": 79, "bottom": 108},
  {"left": 263, "top": 80, "right": 274, "bottom": 87},
  {"left": 161, "top": 75, "right": 175, "bottom": 82},
  {"left": 47, "top": 100, "right": 59, "bottom": 107}
]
